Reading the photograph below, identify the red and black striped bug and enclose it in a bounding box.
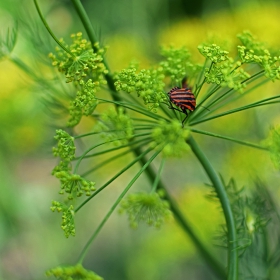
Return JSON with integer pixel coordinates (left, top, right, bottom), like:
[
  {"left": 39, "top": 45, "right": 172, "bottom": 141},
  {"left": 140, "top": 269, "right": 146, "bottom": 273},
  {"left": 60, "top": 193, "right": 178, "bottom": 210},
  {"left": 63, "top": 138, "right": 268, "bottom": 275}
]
[{"left": 168, "top": 77, "right": 196, "bottom": 127}]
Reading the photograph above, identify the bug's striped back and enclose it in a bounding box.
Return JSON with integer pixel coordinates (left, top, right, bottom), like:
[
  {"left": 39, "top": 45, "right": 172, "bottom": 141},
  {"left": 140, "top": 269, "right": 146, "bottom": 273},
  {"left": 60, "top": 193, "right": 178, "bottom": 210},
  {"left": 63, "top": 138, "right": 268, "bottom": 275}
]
[{"left": 168, "top": 87, "right": 196, "bottom": 113}]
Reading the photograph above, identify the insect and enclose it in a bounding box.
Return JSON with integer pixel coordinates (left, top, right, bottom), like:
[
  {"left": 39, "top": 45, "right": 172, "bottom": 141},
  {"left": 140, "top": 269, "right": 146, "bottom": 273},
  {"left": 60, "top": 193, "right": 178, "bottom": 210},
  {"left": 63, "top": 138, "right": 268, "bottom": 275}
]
[{"left": 168, "top": 78, "right": 196, "bottom": 127}]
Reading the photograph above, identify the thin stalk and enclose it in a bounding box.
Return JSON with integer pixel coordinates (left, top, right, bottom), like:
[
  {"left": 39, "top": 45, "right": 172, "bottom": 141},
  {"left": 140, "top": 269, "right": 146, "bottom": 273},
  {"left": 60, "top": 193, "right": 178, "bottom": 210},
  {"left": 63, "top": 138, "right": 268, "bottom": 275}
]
[
  {"left": 74, "top": 134, "right": 150, "bottom": 173},
  {"left": 205, "top": 70, "right": 265, "bottom": 110},
  {"left": 97, "top": 98, "right": 169, "bottom": 121},
  {"left": 81, "top": 139, "right": 151, "bottom": 177},
  {"left": 75, "top": 146, "right": 154, "bottom": 213},
  {"left": 76, "top": 137, "right": 151, "bottom": 160},
  {"left": 163, "top": 188, "right": 226, "bottom": 279},
  {"left": 187, "top": 135, "right": 238, "bottom": 280},
  {"left": 77, "top": 150, "right": 161, "bottom": 263},
  {"left": 194, "top": 60, "right": 212, "bottom": 98},
  {"left": 190, "top": 128, "right": 268, "bottom": 150},
  {"left": 188, "top": 84, "right": 221, "bottom": 122},
  {"left": 151, "top": 158, "right": 165, "bottom": 193},
  {"left": 34, "top": 0, "right": 75, "bottom": 57},
  {"left": 196, "top": 78, "right": 269, "bottom": 121},
  {"left": 70, "top": 0, "right": 118, "bottom": 100},
  {"left": 191, "top": 94, "right": 280, "bottom": 126}
]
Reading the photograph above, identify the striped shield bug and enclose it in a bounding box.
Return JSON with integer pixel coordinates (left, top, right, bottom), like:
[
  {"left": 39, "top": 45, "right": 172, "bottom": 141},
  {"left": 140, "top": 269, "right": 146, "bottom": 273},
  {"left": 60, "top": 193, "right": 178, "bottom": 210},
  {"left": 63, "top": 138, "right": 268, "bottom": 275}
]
[{"left": 168, "top": 77, "right": 196, "bottom": 127}]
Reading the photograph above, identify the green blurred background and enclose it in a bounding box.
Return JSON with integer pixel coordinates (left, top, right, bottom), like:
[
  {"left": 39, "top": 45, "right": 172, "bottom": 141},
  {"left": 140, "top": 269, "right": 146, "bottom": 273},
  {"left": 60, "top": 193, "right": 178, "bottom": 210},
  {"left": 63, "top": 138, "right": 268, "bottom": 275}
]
[{"left": 1, "top": 0, "right": 280, "bottom": 279}]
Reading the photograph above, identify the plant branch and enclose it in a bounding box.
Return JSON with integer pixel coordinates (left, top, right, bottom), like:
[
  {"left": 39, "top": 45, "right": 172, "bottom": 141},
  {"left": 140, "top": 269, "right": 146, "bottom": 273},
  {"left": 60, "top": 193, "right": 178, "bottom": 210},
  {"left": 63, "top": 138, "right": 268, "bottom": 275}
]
[
  {"left": 190, "top": 94, "right": 280, "bottom": 126},
  {"left": 190, "top": 128, "right": 268, "bottom": 150},
  {"left": 34, "top": 0, "right": 74, "bottom": 57},
  {"left": 70, "top": 0, "right": 119, "bottom": 101},
  {"left": 187, "top": 135, "right": 238, "bottom": 280}
]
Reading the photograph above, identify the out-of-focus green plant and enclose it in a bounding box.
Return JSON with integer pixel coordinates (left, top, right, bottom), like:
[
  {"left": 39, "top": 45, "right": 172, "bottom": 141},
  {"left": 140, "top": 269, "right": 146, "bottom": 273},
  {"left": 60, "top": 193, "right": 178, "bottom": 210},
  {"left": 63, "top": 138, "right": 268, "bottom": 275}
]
[{"left": 3, "top": 0, "right": 280, "bottom": 279}]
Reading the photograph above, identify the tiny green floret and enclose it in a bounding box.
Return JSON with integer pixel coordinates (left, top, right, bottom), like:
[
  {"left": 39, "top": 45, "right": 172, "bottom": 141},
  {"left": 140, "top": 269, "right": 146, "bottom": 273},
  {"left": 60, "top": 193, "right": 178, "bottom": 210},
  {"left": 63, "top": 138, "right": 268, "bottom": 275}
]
[
  {"left": 150, "top": 120, "right": 190, "bottom": 157},
  {"left": 49, "top": 32, "right": 108, "bottom": 84},
  {"left": 237, "top": 31, "right": 280, "bottom": 81},
  {"left": 52, "top": 129, "right": 76, "bottom": 175},
  {"left": 68, "top": 79, "right": 100, "bottom": 127},
  {"left": 54, "top": 171, "right": 96, "bottom": 199},
  {"left": 53, "top": 129, "right": 76, "bottom": 162},
  {"left": 50, "top": 201, "right": 76, "bottom": 238},
  {"left": 119, "top": 192, "right": 172, "bottom": 228},
  {"left": 95, "top": 107, "right": 134, "bottom": 145},
  {"left": 198, "top": 43, "right": 229, "bottom": 63},
  {"left": 46, "top": 263, "right": 103, "bottom": 279},
  {"left": 115, "top": 66, "right": 166, "bottom": 112},
  {"left": 160, "top": 46, "right": 192, "bottom": 83}
]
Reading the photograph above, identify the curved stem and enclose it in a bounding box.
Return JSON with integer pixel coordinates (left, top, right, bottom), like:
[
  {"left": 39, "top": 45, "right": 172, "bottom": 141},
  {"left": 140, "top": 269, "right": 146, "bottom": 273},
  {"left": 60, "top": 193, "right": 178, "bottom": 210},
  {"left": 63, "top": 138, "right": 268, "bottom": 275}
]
[
  {"left": 163, "top": 188, "right": 226, "bottom": 279},
  {"left": 187, "top": 135, "right": 238, "bottom": 280},
  {"left": 70, "top": 0, "right": 119, "bottom": 100},
  {"left": 34, "top": 0, "right": 74, "bottom": 57}
]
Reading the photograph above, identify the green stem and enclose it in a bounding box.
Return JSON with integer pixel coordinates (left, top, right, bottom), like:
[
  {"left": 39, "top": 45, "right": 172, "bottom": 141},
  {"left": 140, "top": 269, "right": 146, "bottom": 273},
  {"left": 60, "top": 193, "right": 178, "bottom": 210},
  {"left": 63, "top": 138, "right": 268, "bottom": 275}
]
[
  {"left": 75, "top": 146, "right": 154, "bottom": 213},
  {"left": 190, "top": 128, "right": 268, "bottom": 150},
  {"left": 163, "top": 189, "right": 226, "bottom": 279},
  {"left": 70, "top": 0, "right": 119, "bottom": 100},
  {"left": 191, "top": 94, "right": 280, "bottom": 126},
  {"left": 81, "top": 139, "right": 151, "bottom": 177},
  {"left": 187, "top": 135, "right": 238, "bottom": 280},
  {"left": 77, "top": 150, "right": 161, "bottom": 263},
  {"left": 151, "top": 158, "right": 165, "bottom": 193},
  {"left": 34, "top": 0, "right": 74, "bottom": 57}
]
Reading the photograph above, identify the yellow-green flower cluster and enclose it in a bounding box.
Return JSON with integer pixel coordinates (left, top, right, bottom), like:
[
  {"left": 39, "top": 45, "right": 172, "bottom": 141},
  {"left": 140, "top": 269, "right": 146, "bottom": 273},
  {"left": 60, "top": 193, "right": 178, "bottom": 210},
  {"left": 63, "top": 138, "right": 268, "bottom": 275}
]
[
  {"left": 52, "top": 129, "right": 76, "bottom": 173},
  {"left": 52, "top": 129, "right": 96, "bottom": 199},
  {"left": 50, "top": 201, "right": 75, "bottom": 238},
  {"left": 237, "top": 31, "right": 280, "bottom": 81},
  {"left": 115, "top": 66, "right": 166, "bottom": 112},
  {"left": 95, "top": 107, "right": 134, "bottom": 146},
  {"left": 160, "top": 46, "right": 201, "bottom": 84},
  {"left": 54, "top": 171, "right": 96, "bottom": 199},
  {"left": 49, "top": 32, "right": 108, "bottom": 84},
  {"left": 119, "top": 192, "right": 172, "bottom": 228},
  {"left": 198, "top": 43, "right": 251, "bottom": 91},
  {"left": 198, "top": 43, "right": 229, "bottom": 63},
  {"left": 46, "top": 263, "right": 103, "bottom": 279},
  {"left": 68, "top": 79, "right": 100, "bottom": 127},
  {"left": 150, "top": 120, "right": 190, "bottom": 157},
  {"left": 205, "top": 59, "right": 250, "bottom": 91}
]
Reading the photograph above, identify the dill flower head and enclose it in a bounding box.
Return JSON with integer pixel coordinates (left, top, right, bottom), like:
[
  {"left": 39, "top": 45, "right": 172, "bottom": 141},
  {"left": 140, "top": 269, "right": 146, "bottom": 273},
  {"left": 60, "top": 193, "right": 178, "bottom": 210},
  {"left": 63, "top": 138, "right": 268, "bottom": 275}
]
[
  {"left": 119, "top": 192, "right": 172, "bottom": 229},
  {"left": 50, "top": 201, "right": 75, "bottom": 238},
  {"left": 49, "top": 32, "right": 108, "bottom": 84},
  {"left": 68, "top": 79, "right": 100, "bottom": 127},
  {"left": 150, "top": 120, "right": 190, "bottom": 157},
  {"left": 46, "top": 263, "right": 103, "bottom": 280},
  {"left": 115, "top": 66, "right": 166, "bottom": 112},
  {"left": 94, "top": 107, "right": 134, "bottom": 145},
  {"left": 54, "top": 171, "right": 96, "bottom": 199}
]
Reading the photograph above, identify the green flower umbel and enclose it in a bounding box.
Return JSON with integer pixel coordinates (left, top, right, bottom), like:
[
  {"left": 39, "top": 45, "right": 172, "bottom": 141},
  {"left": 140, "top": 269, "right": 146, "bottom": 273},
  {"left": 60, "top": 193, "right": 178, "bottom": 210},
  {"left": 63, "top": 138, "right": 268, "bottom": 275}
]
[
  {"left": 119, "top": 192, "right": 172, "bottom": 228},
  {"left": 50, "top": 201, "right": 76, "bottom": 238},
  {"left": 46, "top": 263, "right": 103, "bottom": 280},
  {"left": 150, "top": 120, "right": 190, "bottom": 157}
]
